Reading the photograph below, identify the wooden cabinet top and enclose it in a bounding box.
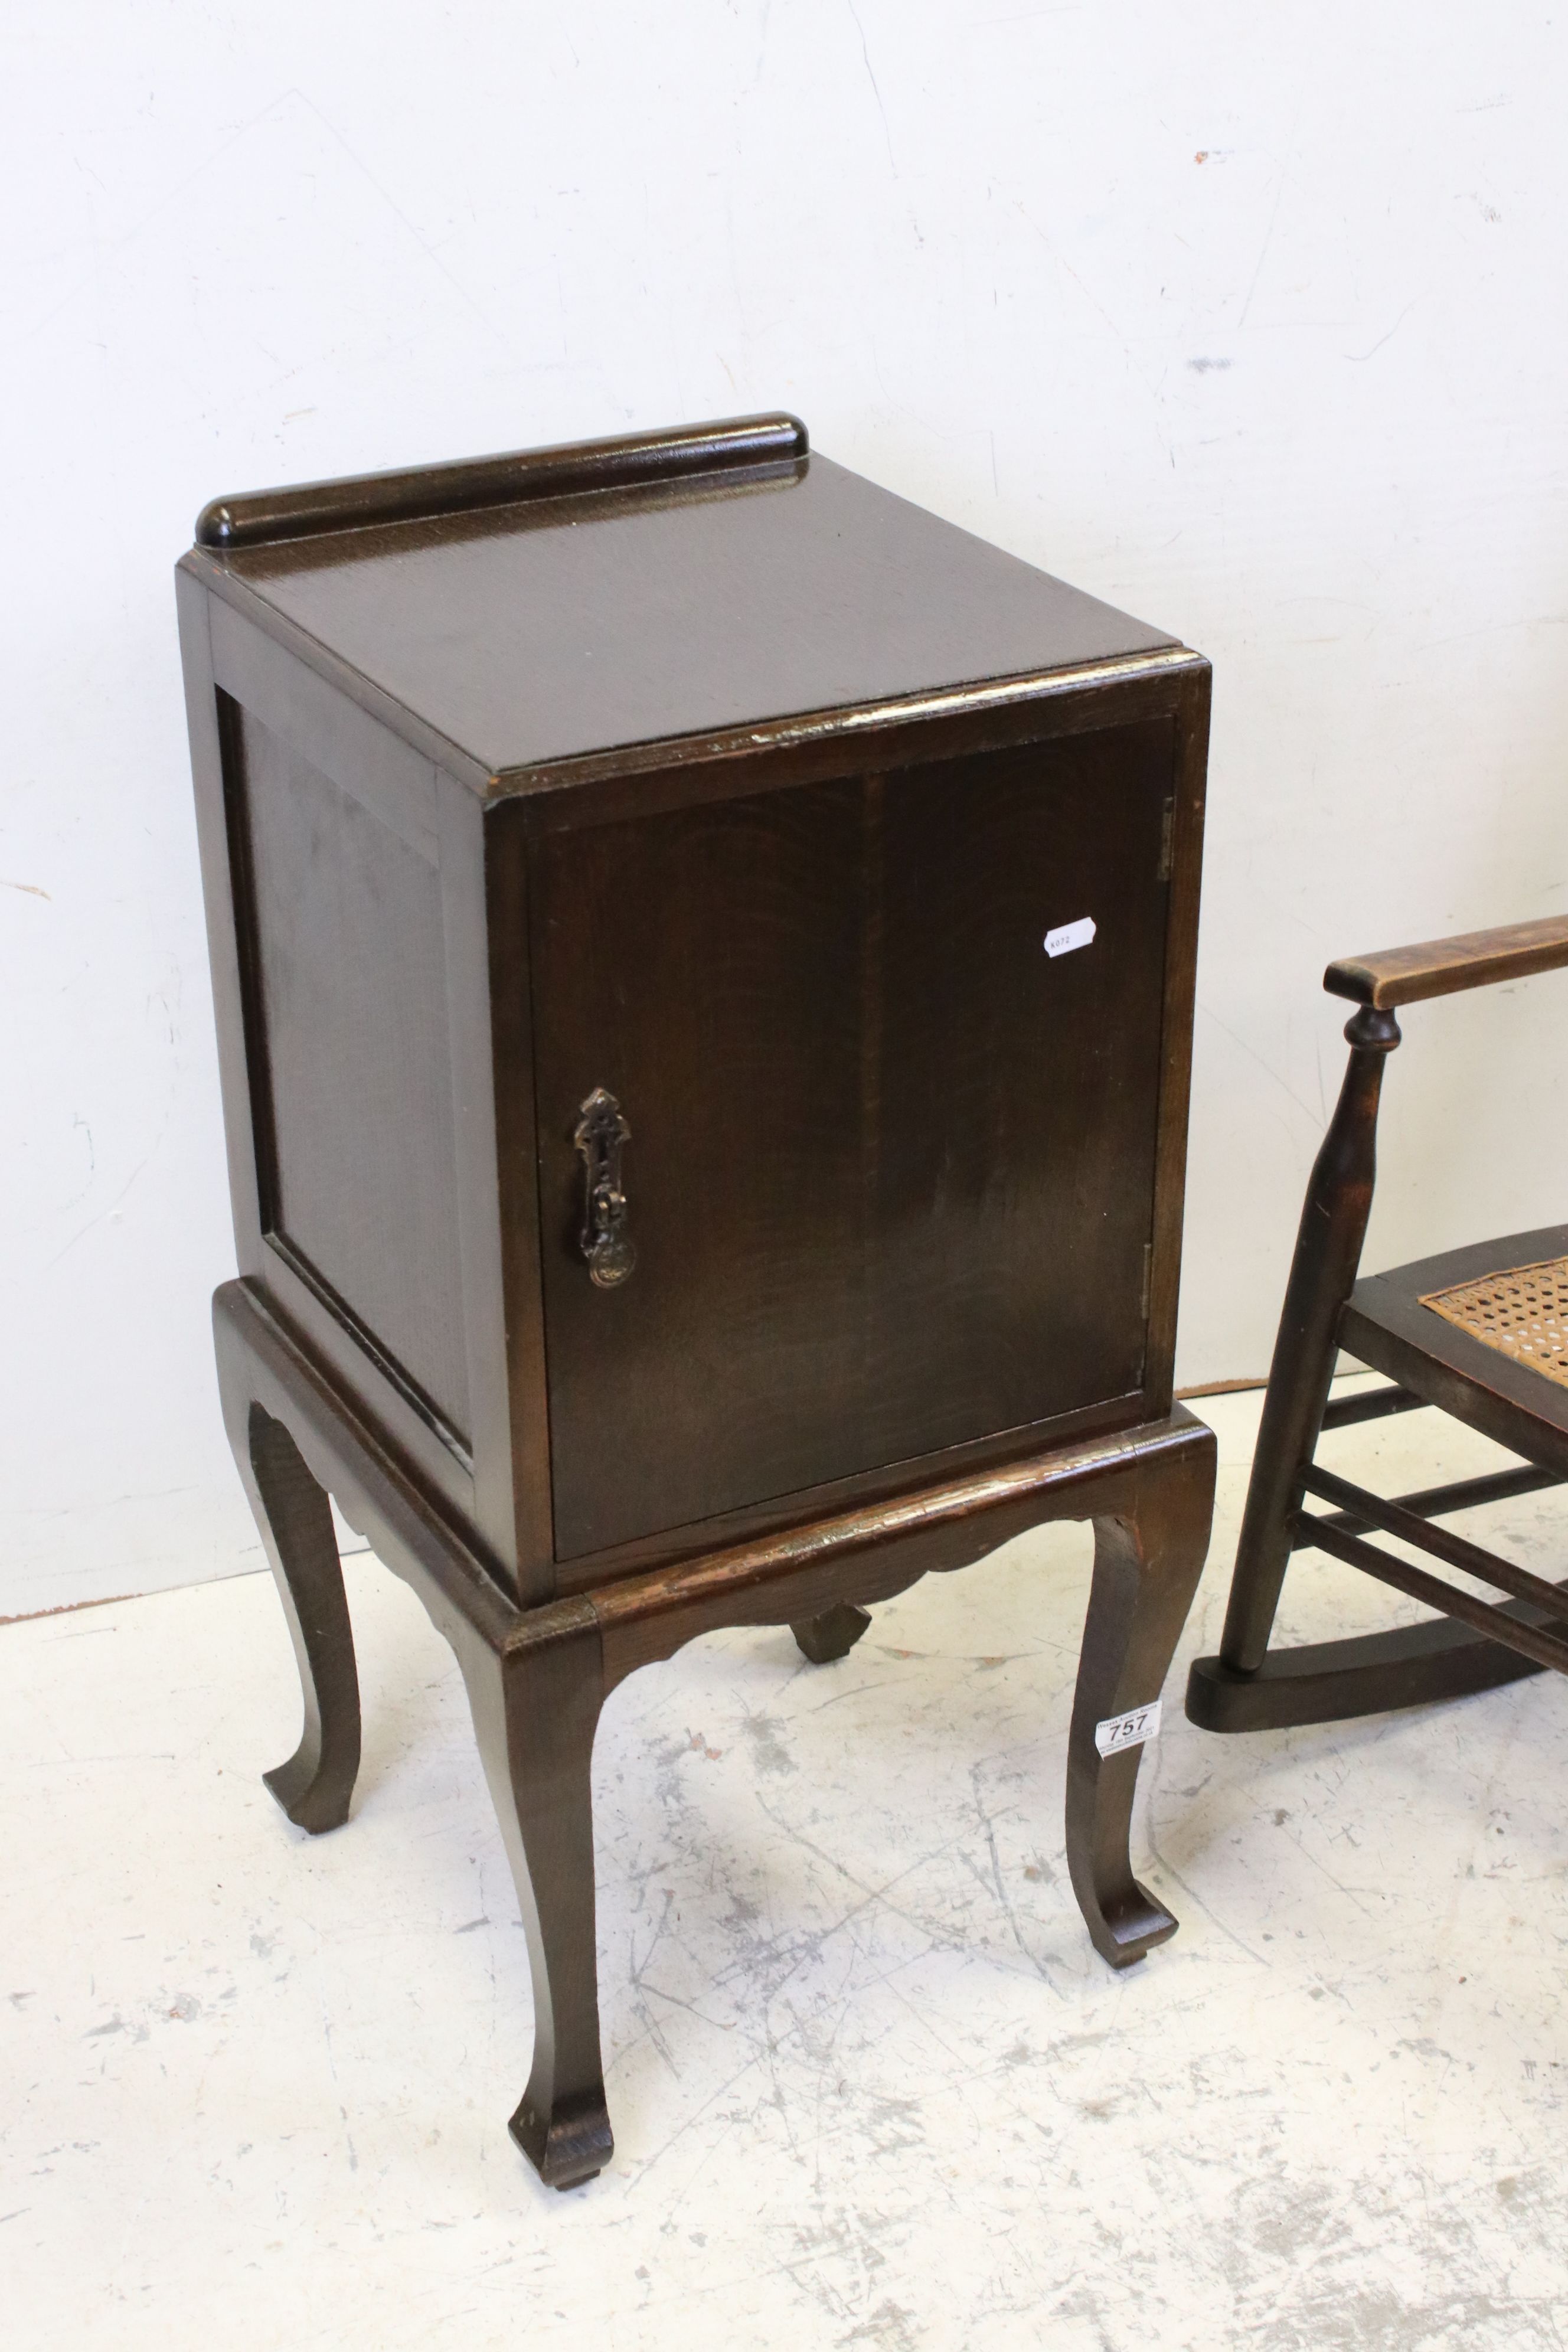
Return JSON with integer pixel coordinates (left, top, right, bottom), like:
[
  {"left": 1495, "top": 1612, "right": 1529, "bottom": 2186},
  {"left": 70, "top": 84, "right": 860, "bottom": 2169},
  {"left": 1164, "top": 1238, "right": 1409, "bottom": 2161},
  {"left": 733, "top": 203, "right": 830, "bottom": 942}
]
[{"left": 183, "top": 411, "right": 1181, "bottom": 787}]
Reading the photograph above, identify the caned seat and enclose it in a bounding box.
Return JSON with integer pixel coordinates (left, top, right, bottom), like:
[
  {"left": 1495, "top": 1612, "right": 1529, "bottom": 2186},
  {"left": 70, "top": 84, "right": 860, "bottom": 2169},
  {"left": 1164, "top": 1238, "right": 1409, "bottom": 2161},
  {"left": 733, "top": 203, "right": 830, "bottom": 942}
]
[
  {"left": 1347, "top": 1229, "right": 1568, "bottom": 1460},
  {"left": 1188, "top": 918, "right": 1568, "bottom": 1737}
]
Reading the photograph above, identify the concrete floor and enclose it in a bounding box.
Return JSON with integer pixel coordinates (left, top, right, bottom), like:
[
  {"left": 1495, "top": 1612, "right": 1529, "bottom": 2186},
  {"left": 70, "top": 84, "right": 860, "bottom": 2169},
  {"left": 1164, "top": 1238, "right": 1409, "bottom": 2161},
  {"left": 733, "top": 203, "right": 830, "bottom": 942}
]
[{"left": 5, "top": 1381, "right": 1568, "bottom": 2350}]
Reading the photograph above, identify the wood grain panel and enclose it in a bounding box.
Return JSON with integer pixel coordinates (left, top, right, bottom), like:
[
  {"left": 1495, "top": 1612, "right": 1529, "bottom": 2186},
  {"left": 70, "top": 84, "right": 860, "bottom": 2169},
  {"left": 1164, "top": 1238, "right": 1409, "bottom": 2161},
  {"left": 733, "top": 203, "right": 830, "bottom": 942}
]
[
  {"left": 533, "top": 720, "right": 1172, "bottom": 1559},
  {"left": 866, "top": 721, "right": 1172, "bottom": 1458},
  {"left": 227, "top": 700, "right": 472, "bottom": 1442},
  {"left": 532, "top": 779, "right": 865, "bottom": 1556}
]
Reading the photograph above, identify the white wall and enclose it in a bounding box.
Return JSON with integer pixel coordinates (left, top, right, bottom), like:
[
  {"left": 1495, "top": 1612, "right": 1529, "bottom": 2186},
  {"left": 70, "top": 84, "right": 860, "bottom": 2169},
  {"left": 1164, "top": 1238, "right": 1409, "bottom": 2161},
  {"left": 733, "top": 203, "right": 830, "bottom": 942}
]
[{"left": 5, "top": 2, "right": 1567, "bottom": 1616}]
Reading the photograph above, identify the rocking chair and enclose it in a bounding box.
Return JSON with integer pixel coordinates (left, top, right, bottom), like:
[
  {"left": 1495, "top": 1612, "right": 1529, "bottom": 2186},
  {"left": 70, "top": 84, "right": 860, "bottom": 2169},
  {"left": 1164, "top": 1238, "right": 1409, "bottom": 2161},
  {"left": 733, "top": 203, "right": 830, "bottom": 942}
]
[{"left": 1188, "top": 914, "right": 1568, "bottom": 1733}]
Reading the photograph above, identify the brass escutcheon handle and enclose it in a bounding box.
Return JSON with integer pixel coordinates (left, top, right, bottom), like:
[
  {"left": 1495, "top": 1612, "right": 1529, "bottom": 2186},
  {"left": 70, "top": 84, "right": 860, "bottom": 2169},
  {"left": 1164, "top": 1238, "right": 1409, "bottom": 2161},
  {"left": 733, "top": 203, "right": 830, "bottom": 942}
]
[{"left": 573, "top": 1089, "right": 636, "bottom": 1288}]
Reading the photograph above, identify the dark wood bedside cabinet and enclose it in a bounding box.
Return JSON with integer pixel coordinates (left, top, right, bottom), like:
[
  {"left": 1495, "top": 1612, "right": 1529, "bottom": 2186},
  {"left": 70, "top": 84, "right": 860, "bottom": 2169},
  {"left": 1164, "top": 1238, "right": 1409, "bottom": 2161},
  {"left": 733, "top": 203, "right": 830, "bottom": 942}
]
[{"left": 177, "top": 411, "right": 1215, "bottom": 2188}]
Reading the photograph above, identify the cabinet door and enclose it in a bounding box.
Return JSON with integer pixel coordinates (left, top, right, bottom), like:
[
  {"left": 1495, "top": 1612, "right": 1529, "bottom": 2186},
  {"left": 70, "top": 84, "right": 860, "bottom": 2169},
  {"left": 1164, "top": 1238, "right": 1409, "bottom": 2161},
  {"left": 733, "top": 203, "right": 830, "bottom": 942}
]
[{"left": 531, "top": 717, "right": 1173, "bottom": 1560}]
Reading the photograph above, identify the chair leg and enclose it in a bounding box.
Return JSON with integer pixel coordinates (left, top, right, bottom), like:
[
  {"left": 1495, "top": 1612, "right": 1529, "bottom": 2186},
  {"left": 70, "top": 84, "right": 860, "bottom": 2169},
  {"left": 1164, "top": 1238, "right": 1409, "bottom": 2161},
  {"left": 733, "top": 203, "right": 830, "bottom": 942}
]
[
  {"left": 1185, "top": 1001, "right": 1555, "bottom": 1734},
  {"left": 240, "top": 1404, "right": 362, "bottom": 1834},
  {"left": 1220, "top": 1004, "right": 1402, "bottom": 1672},
  {"left": 1066, "top": 1433, "right": 1214, "bottom": 1968},
  {"left": 459, "top": 1616, "right": 613, "bottom": 2190},
  {"left": 792, "top": 1603, "right": 873, "bottom": 1663}
]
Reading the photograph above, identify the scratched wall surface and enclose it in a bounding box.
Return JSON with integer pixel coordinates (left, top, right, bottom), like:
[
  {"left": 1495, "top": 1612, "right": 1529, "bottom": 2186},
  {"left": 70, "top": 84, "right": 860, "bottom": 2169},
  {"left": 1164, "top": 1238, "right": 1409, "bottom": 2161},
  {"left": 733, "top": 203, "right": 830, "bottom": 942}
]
[
  {"left": 5, "top": 1390, "right": 1568, "bottom": 2346},
  {"left": 5, "top": 5, "right": 1568, "bottom": 1612}
]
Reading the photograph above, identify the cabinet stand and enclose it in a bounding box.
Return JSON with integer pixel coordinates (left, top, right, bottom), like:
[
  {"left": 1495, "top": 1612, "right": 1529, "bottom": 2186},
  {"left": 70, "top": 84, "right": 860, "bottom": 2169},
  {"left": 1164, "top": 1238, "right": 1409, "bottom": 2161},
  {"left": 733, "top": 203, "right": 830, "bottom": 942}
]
[{"left": 216, "top": 1277, "right": 1214, "bottom": 2190}]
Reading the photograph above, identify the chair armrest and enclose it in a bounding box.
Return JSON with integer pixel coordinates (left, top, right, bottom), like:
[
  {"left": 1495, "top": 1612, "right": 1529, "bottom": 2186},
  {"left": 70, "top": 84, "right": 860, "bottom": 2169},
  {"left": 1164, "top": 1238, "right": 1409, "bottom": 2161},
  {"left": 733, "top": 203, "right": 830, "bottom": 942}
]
[{"left": 1324, "top": 914, "right": 1568, "bottom": 1010}]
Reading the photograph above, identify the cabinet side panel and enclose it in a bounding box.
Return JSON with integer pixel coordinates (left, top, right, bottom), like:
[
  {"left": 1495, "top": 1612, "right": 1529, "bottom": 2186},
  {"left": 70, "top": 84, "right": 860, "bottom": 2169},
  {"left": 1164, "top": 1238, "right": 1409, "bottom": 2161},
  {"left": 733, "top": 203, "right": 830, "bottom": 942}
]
[
  {"left": 1144, "top": 664, "right": 1210, "bottom": 1409},
  {"left": 223, "top": 696, "right": 472, "bottom": 1444},
  {"left": 177, "top": 571, "right": 264, "bottom": 1262}
]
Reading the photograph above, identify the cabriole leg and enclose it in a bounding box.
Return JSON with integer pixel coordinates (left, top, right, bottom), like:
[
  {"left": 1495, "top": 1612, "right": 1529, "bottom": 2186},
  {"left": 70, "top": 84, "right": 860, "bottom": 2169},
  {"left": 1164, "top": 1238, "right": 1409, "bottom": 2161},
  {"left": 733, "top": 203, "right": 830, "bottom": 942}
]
[
  {"left": 1066, "top": 1433, "right": 1216, "bottom": 1968},
  {"left": 460, "top": 1616, "right": 613, "bottom": 2190},
  {"left": 240, "top": 1403, "right": 362, "bottom": 1835}
]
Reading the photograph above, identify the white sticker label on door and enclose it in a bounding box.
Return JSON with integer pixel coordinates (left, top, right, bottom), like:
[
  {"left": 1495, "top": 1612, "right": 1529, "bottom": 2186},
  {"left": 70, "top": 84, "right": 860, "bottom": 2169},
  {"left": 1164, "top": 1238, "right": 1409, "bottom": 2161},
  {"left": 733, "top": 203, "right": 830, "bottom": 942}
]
[
  {"left": 1094, "top": 1698, "right": 1162, "bottom": 1757},
  {"left": 1044, "top": 915, "right": 1096, "bottom": 958}
]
